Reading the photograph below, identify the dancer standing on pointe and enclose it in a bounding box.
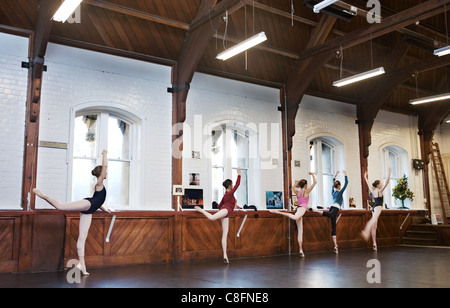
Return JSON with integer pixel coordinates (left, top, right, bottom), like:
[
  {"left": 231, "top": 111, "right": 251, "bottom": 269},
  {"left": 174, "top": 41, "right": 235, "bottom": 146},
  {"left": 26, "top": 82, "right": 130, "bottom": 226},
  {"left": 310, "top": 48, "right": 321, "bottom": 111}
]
[
  {"left": 270, "top": 173, "right": 317, "bottom": 258},
  {"left": 311, "top": 170, "right": 348, "bottom": 254},
  {"left": 34, "top": 150, "right": 110, "bottom": 276},
  {"left": 362, "top": 167, "right": 391, "bottom": 251},
  {"left": 195, "top": 169, "right": 241, "bottom": 264}
]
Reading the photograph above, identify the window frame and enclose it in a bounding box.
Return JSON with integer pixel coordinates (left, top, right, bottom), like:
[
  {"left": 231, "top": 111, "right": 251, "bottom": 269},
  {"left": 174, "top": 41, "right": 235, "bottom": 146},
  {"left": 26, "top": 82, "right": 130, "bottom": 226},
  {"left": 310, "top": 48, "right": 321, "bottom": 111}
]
[
  {"left": 382, "top": 145, "right": 410, "bottom": 209},
  {"left": 210, "top": 123, "right": 250, "bottom": 208},
  {"left": 68, "top": 104, "right": 142, "bottom": 210},
  {"left": 308, "top": 136, "right": 345, "bottom": 209}
]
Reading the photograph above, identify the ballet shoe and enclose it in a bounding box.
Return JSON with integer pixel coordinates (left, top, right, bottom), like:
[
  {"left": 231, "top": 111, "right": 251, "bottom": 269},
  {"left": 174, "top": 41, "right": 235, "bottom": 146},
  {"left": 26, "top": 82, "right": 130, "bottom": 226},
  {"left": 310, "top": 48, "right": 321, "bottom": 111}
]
[
  {"left": 334, "top": 246, "right": 339, "bottom": 254},
  {"left": 373, "top": 244, "right": 378, "bottom": 251},
  {"left": 33, "top": 188, "right": 46, "bottom": 199},
  {"left": 223, "top": 257, "right": 230, "bottom": 264},
  {"left": 299, "top": 251, "right": 305, "bottom": 258},
  {"left": 76, "top": 263, "right": 90, "bottom": 276}
]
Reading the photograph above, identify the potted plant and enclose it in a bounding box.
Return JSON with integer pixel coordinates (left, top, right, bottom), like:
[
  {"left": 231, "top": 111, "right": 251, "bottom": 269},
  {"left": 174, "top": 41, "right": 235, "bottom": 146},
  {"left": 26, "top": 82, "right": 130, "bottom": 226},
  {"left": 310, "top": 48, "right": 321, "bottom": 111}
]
[{"left": 392, "top": 175, "right": 415, "bottom": 209}]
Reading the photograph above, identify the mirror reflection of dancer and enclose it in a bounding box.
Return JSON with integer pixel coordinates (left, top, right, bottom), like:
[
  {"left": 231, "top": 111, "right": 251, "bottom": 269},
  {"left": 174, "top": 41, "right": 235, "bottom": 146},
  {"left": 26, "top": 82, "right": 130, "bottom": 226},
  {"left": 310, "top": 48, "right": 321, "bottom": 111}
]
[
  {"left": 270, "top": 173, "right": 317, "bottom": 258},
  {"left": 311, "top": 170, "right": 348, "bottom": 254},
  {"left": 362, "top": 167, "right": 391, "bottom": 251},
  {"left": 33, "top": 150, "right": 110, "bottom": 276},
  {"left": 195, "top": 169, "right": 241, "bottom": 264}
]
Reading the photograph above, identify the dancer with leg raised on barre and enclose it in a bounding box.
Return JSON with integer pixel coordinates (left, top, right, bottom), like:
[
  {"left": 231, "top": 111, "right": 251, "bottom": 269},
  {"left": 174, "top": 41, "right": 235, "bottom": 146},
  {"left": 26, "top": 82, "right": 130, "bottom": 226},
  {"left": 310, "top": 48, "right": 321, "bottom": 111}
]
[
  {"left": 311, "top": 170, "right": 348, "bottom": 254},
  {"left": 195, "top": 169, "right": 241, "bottom": 264},
  {"left": 34, "top": 150, "right": 111, "bottom": 276},
  {"left": 270, "top": 172, "right": 317, "bottom": 258}
]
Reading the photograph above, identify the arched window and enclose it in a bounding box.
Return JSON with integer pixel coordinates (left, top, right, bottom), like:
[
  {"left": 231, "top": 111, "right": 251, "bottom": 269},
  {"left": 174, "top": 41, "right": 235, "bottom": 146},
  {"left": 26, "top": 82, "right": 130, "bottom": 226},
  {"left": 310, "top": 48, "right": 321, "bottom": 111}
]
[
  {"left": 72, "top": 109, "right": 139, "bottom": 209},
  {"left": 211, "top": 124, "right": 249, "bottom": 207},
  {"left": 309, "top": 137, "right": 345, "bottom": 208},
  {"left": 382, "top": 145, "right": 410, "bottom": 209}
]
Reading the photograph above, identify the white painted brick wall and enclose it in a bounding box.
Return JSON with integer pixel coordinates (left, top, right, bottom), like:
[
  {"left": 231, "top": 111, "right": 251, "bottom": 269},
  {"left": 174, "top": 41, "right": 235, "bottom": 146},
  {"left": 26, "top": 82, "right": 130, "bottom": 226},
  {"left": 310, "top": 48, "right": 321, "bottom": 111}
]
[
  {"left": 0, "top": 34, "right": 28, "bottom": 210},
  {"left": 35, "top": 43, "right": 173, "bottom": 210},
  {"left": 0, "top": 33, "right": 433, "bottom": 213},
  {"left": 292, "top": 96, "right": 362, "bottom": 209},
  {"left": 184, "top": 73, "right": 282, "bottom": 209}
]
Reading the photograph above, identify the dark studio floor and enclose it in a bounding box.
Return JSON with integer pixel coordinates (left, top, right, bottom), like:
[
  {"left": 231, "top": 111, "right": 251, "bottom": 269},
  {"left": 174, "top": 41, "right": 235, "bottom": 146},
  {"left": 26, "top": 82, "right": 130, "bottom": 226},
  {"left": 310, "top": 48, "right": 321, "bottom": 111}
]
[{"left": 1, "top": 245, "right": 449, "bottom": 289}]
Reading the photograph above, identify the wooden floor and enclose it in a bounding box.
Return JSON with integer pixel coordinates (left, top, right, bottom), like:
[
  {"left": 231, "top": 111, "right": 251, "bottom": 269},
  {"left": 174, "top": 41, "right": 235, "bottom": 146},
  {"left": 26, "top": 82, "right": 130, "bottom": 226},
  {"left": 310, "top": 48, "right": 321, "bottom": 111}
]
[{"left": 1, "top": 245, "right": 449, "bottom": 289}]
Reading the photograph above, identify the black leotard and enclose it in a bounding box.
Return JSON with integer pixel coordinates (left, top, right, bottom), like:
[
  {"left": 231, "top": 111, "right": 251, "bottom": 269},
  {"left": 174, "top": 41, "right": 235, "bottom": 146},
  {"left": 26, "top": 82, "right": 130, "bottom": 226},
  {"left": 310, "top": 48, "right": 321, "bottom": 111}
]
[
  {"left": 82, "top": 187, "right": 107, "bottom": 214},
  {"left": 373, "top": 196, "right": 383, "bottom": 212}
]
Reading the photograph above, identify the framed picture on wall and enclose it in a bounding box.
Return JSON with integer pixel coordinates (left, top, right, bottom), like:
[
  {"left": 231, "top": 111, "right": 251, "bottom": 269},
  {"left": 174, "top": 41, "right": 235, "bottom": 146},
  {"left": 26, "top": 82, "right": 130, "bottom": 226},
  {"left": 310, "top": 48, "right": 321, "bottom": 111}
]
[
  {"left": 189, "top": 173, "right": 200, "bottom": 186},
  {"left": 173, "top": 185, "right": 185, "bottom": 196},
  {"left": 266, "top": 191, "right": 284, "bottom": 209},
  {"left": 182, "top": 189, "right": 204, "bottom": 209}
]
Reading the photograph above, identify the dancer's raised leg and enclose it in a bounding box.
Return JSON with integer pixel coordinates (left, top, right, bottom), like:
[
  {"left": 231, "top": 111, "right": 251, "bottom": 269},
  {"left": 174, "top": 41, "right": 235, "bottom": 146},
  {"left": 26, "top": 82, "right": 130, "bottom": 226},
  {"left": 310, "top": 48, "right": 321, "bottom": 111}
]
[
  {"left": 269, "top": 207, "right": 306, "bottom": 221},
  {"left": 34, "top": 188, "right": 91, "bottom": 212},
  {"left": 195, "top": 207, "right": 229, "bottom": 221}
]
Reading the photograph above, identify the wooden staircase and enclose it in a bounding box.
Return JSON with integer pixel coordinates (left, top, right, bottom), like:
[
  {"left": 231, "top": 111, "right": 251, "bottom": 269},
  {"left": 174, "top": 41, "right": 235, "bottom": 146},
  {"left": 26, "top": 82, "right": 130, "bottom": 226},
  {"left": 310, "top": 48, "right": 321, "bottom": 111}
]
[
  {"left": 431, "top": 142, "right": 450, "bottom": 225},
  {"left": 402, "top": 224, "right": 438, "bottom": 246}
]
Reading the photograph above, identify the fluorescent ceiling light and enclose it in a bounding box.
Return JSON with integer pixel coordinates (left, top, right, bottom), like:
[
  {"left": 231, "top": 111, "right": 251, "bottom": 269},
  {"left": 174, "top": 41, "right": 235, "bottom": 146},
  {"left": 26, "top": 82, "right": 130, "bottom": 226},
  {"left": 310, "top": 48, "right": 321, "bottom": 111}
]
[
  {"left": 314, "top": 0, "right": 340, "bottom": 13},
  {"left": 434, "top": 45, "right": 450, "bottom": 57},
  {"left": 409, "top": 93, "right": 450, "bottom": 105},
  {"left": 333, "top": 67, "right": 385, "bottom": 87},
  {"left": 216, "top": 32, "right": 267, "bottom": 61},
  {"left": 53, "top": 0, "right": 83, "bottom": 23}
]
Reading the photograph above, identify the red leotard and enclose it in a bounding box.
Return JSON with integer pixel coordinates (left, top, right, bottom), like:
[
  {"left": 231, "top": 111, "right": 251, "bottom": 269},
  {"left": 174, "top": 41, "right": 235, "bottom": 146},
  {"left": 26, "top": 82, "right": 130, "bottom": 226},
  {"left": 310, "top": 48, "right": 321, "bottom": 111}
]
[{"left": 218, "top": 175, "right": 241, "bottom": 218}]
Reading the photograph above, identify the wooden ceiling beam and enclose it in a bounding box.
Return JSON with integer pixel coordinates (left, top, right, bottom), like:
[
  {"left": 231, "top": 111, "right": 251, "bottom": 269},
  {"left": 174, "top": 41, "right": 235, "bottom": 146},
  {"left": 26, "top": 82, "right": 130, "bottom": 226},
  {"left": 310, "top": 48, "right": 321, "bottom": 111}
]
[
  {"left": 357, "top": 46, "right": 450, "bottom": 160},
  {"left": 283, "top": 15, "right": 337, "bottom": 151},
  {"left": 298, "top": 0, "right": 450, "bottom": 61},
  {"left": 83, "top": 0, "right": 190, "bottom": 30}
]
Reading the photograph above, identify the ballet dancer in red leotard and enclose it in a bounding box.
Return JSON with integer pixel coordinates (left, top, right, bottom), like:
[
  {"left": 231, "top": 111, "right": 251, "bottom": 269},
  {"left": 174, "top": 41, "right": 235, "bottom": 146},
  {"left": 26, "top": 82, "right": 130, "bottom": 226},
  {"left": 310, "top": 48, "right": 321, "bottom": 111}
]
[
  {"left": 34, "top": 150, "right": 111, "bottom": 276},
  {"left": 270, "top": 172, "right": 317, "bottom": 258},
  {"left": 195, "top": 169, "right": 241, "bottom": 264}
]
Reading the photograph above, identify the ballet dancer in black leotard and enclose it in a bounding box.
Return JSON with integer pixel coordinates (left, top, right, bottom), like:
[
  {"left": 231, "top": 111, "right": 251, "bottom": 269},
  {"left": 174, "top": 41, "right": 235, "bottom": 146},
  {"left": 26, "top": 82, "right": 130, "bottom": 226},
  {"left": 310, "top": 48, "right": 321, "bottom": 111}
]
[
  {"left": 362, "top": 167, "right": 391, "bottom": 251},
  {"left": 34, "top": 150, "right": 110, "bottom": 275}
]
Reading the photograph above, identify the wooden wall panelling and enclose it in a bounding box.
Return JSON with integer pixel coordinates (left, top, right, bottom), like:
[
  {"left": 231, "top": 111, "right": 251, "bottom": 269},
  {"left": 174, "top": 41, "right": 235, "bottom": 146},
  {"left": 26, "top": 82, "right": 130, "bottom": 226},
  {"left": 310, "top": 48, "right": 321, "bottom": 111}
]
[
  {"left": 0, "top": 217, "right": 20, "bottom": 273},
  {"left": 108, "top": 216, "right": 173, "bottom": 265},
  {"left": 0, "top": 210, "right": 429, "bottom": 274},
  {"left": 376, "top": 212, "right": 402, "bottom": 246},
  {"left": 234, "top": 215, "right": 287, "bottom": 258},
  {"left": 31, "top": 215, "right": 65, "bottom": 272},
  {"left": 336, "top": 211, "right": 367, "bottom": 249},
  {"left": 182, "top": 216, "right": 236, "bottom": 261},
  {"left": 64, "top": 215, "right": 173, "bottom": 268}
]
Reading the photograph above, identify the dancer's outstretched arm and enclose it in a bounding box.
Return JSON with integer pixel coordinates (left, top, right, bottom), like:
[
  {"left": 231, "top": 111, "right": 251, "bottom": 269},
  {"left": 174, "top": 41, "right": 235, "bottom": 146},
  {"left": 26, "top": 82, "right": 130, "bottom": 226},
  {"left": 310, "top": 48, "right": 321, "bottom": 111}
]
[{"left": 379, "top": 167, "right": 392, "bottom": 194}]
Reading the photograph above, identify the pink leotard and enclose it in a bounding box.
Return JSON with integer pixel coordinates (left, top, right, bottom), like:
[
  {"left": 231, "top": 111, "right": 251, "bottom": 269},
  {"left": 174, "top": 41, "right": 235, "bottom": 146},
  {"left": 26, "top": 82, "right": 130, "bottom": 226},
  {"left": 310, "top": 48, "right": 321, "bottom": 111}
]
[{"left": 297, "top": 190, "right": 309, "bottom": 210}]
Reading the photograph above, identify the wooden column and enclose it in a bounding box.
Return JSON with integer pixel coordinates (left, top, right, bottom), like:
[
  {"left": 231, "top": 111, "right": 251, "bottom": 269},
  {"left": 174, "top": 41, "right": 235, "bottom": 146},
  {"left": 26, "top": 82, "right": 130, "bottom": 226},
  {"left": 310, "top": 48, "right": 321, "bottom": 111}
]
[
  {"left": 281, "top": 16, "right": 336, "bottom": 208},
  {"left": 19, "top": 0, "right": 59, "bottom": 273},
  {"left": 170, "top": 0, "right": 251, "bottom": 261}
]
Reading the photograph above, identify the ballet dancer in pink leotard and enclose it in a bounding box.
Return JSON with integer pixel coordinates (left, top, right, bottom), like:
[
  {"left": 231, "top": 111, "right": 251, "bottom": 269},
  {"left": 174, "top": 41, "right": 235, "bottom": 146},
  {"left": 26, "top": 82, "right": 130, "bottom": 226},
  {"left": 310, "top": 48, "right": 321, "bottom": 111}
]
[{"left": 270, "top": 172, "right": 317, "bottom": 258}]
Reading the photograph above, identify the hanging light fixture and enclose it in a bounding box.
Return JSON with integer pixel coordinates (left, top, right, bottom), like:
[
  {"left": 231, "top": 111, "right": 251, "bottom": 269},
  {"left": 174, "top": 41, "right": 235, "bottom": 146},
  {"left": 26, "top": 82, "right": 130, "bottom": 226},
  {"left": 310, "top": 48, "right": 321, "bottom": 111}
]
[
  {"left": 434, "top": 46, "right": 450, "bottom": 57},
  {"left": 53, "top": 0, "right": 83, "bottom": 23},
  {"left": 434, "top": 4, "right": 450, "bottom": 57},
  {"left": 409, "top": 93, "right": 450, "bottom": 105},
  {"left": 333, "top": 67, "right": 385, "bottom": 87},
  {"left": 216, "top": 31, "right": 267, "bottom": 61},
  {"left": 313, "top": 0, "right": 340, "bottom": 13}
]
